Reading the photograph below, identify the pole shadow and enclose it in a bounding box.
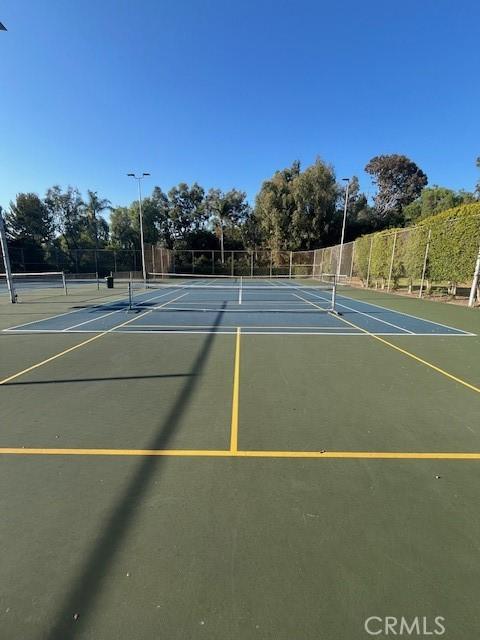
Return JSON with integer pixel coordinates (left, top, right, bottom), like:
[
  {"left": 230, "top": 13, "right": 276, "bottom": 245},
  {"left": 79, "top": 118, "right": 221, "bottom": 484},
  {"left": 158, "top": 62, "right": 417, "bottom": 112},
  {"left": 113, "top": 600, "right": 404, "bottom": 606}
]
[{"left": 46, "top": 302, "right": 228, "bottom": 639}]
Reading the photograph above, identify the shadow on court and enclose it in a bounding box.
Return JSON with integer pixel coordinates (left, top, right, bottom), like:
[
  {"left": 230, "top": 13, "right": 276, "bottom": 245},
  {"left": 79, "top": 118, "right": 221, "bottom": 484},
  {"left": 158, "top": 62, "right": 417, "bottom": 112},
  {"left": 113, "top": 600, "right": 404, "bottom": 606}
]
[
  {"left": 46, "top": 302, "right": 227, "bottom": 640},
  {"left": 4, "top": 373, "right": 194, "bottom": 386}
]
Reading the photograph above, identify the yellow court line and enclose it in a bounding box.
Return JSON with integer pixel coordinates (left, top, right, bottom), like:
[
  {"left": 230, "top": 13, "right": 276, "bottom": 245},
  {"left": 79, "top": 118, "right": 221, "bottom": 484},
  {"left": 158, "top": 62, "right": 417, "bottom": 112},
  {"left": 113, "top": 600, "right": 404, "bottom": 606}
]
[
  {"left": 230, "top": 327, "right": 241, "bottom": 453},
  {"left": 332, "top": 310, "right": 480, "bottom": 395},
  {"left": 0, "top": 293, "right": 188, "bottom": 385},
  {"left": 1, "top": 447, "right": 480, "bottom": 459},
  {"left": 294, "top": 292, "right": 480, "bottom": 395}
]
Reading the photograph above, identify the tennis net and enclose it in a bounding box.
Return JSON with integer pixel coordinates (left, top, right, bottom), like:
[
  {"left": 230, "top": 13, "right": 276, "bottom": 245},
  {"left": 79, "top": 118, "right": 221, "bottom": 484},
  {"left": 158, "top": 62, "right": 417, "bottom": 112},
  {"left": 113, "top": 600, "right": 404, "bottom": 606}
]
[
  {"left": 1, "top": 271, "right": 66, "bottom": 289},
  {"left": 125, "top": 272, "right": 337, "bottom": 312}
]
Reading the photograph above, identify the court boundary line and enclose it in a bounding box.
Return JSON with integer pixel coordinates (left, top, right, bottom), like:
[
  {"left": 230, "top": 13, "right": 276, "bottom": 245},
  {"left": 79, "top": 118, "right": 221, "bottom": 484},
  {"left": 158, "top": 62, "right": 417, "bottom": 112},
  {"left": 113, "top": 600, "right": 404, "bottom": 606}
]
[
  {"left": 298, "top": 290, "right": 416, "bottom": 334},
  {"left": 0, "top": 292, "right": 189, "bottom": 385},
  {"left": 1, "top": 447, "right": 480, "bottom": 460},
  {"left": 230, "top": 328, "right": 241, "bottom": 453},
  {"left": 1, "top": 289, "right": 137, "bottom": 331},
  {"left": 61, "top": 287, "right": 181, "bottom": 331},
  {"left": 291, "top": 294, "right": 480, "bottom": 394},
  {"left": 332, "top": 310, "right": 480, "bottom": 394},
  {"left": 336, "top": 287, "right": 475, "bottom": 335}
]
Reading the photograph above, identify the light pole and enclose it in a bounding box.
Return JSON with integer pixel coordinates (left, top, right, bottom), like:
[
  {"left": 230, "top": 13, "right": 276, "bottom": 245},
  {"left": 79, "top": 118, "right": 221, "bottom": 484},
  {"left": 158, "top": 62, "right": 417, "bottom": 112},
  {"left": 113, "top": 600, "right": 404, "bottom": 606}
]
[
  {"left": 127, "top": 172, "right": 150, "bottom": 281},
  {"left": 337, "top": 177, "right": 350, "bottom": 279},
  {"left": 0, "top": 208, "right": 16, "bottom": 303}
]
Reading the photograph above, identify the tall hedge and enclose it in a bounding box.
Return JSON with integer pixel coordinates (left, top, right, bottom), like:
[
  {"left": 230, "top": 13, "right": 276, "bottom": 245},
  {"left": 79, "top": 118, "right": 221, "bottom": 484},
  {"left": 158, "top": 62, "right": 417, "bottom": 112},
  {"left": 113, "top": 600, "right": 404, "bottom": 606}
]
[
  {"left": 353, "top": 203, "right": 480, "bottom": 288},
  {"left": 417, "top": 204, "right": 480, "bottom": 284}
]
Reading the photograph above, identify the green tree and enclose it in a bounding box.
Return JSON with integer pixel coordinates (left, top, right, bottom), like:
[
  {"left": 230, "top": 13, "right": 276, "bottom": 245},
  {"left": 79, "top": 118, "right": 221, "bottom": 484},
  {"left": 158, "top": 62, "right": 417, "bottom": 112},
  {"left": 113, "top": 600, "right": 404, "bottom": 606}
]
[
  {"left": 150, "top": 186, "right": 172, "bottom": 246},
  {"left": 365, "top": 154, "right": 428, "bottom": 225},
  {"left": 290, "top": 158, "right": 338, "bottom": 249},
  {"left": 342, "top": 176, "right": 376, "bottom": 240},
  {"left": 44, "top": 185, "right": 85, "bottom": 252},
  {"left": 110, "top": 207, "right": 138, "bottom": 249},
  {"left": 168, "top": 182, "right": 206, "bottom": 242},
  {"left": 83, "top": 190, "right": 111, "bottom": 247},
  {"left": 403, "top": 186, "right": 476, "bottom": 223},
  {"left": 205, "top": 188, "right": 250, "bottom": 261},
  {"left": 239, "top": 211, "right": 263, "bottom": 249},
  {"left": 255, "top": 161, "right": 301, "bottom": 251},
  {"left": 44, "top": 186, "right": 88, "bottom": 271},
  {"left": 5, "top": 193, "right": 54, "bottom": 243}
]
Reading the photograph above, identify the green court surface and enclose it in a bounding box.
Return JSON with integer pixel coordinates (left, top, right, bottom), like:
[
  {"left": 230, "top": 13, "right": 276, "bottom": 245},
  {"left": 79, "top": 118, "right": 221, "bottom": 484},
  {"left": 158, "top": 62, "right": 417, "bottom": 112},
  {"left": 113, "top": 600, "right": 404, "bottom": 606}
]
[{"left": 1, "top": 283, "right": 479, "bottom": 639}]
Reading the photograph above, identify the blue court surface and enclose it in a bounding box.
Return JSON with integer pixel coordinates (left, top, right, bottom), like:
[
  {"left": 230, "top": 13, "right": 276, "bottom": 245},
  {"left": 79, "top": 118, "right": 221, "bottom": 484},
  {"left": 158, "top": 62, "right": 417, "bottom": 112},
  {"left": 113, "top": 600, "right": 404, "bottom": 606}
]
[{"left": 3, "top": 278, "right": 473, "bottom": 336}]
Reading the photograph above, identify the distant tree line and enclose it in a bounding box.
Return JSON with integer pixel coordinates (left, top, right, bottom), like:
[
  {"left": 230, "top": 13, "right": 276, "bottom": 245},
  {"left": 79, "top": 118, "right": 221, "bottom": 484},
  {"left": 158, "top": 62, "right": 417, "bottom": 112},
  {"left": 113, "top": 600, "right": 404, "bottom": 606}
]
[{"left": 2, "top": 154, "right": 478, "bottom": 273}]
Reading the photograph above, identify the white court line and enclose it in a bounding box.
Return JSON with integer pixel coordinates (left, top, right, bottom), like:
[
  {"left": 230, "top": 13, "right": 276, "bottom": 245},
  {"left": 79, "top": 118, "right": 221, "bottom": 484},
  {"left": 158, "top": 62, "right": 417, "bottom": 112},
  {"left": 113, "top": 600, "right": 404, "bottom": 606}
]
[
  {"left": 336, "top": 287, "right": 475, "bottom": 335},
  {"left": 121, "top": 324, "right": 358, "bottom": 329},
  {"left": 2, "top": 327, "right": 474, "bottom": 337},
  {"left": 166, "top": 300, "right": 307, "bottom": 305},
  {"left": 62, "top": 288, "right": 181, "bottom": 331},
  {"left": 277, "top": 279, "right": 473, "bottom": 336},
  {"left": 298, "top": 290, "right": 415, "bottom": 334},
  {"left": 1, "top": 288, "right": 140, "bottom": 331}
]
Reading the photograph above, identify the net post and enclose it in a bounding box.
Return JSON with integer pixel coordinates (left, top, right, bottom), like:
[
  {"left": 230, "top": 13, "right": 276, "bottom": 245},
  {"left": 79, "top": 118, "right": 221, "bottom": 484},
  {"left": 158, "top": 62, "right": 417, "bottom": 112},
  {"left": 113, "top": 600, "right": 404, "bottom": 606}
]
[
  {"left": 289, "top": 251, "right": 292, "bottom": 278},
  {"left": 128, "top": 281, "right": 133, "bottom": 310},
  {"left": 387, "top": 231, "right": 397, "bottom": 292},
  {"left": 419, "top": 229, "right": 431, "bottom": 298},
  {"left": 331, "top": 274, "right": 337, "bottom": 313},
  {"left": 0, "top": 211, "right": 17, "bottom": 303},
  {"left": 468, "top": 241, "right": 480, "bottom": 307},
  {"left": 62, "top": 271, "right": 68, "bottom": 295},
  {"left": 366, "top": 236, "right": 373, "bottom": 288}
]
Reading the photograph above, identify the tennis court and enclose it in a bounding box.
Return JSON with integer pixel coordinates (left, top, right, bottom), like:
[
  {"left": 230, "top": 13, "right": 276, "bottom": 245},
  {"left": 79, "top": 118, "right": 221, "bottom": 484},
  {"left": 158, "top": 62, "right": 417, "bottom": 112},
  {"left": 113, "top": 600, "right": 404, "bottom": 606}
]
[{"left": 1, "top": 274, "right": 479, "bottom": 639}]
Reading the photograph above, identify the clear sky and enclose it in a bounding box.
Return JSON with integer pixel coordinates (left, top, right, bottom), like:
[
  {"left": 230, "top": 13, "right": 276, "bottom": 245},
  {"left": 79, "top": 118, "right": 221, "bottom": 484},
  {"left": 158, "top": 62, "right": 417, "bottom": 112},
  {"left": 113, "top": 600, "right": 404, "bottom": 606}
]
[{"left": 1, "top": 0, "right": 479, "bottom": 213}]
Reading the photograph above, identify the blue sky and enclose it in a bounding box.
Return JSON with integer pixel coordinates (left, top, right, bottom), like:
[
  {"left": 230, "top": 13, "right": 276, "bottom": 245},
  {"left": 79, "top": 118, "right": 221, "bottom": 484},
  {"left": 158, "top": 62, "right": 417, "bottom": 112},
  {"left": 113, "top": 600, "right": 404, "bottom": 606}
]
[{"left": 1, "top": 0, "right": 479, "bottom": 214}]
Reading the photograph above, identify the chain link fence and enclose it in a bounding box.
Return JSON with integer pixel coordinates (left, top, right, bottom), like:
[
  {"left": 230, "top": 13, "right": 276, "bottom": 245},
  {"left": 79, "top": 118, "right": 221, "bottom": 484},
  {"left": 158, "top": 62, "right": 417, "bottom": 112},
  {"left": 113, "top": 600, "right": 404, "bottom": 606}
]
[{"left": 3, "top": 210, "right": 479, "bottom": 306}]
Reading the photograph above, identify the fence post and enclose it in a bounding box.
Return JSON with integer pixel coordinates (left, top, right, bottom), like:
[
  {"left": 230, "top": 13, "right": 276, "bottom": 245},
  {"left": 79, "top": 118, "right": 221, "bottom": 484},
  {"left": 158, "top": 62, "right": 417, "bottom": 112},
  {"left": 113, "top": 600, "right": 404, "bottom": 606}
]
[
  {"left": 312, "top": 250, "right": 317, "bottom": 278},
  {"left": 387, "top": 232, "right": 398, "bottom": 291},
  {"left": 349, "top": 243, "right": 355, "bottom": 282},
  {"left": 212, "top": 250, "right": 215, "bottom": 274},
  {"left": 289, "top": 251, "right": 293, "bottom": 278},
  {"left": 113, "top": 250, "right": 117, "bottom": 273},
  {"left": 468, "top": 241, "right": 480, "bottom": 307},
  {"left": 319, "top": 248, "right": 324, "bottom": 278},
  {"left": 192, "top": 250, "right": 195, "bottom": 273},
  {"left": 269, "top": 251, "right": 273, "bottom": 278},
  {"left": 419, "top": 229, "right": 431, "bottom": 298},
  {"left": 231, "top": 251, "right": 234, "bottom": 276},
  {"left": 366, "top": 237, "right": 373, "bottom": 288},
  {"left": 151, "top": 245, "right": 155, "bottom": 275},
  {"left": 250, "top": 251, "right": 254, "bottom": 277}
]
